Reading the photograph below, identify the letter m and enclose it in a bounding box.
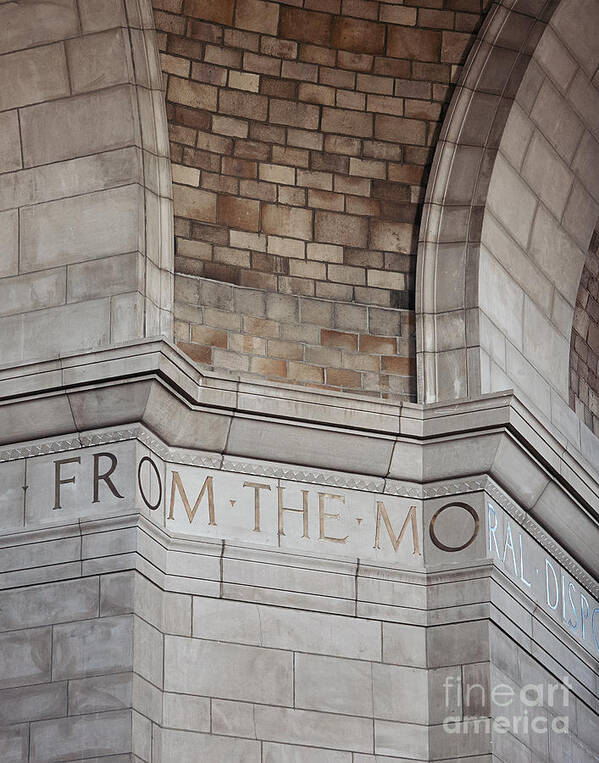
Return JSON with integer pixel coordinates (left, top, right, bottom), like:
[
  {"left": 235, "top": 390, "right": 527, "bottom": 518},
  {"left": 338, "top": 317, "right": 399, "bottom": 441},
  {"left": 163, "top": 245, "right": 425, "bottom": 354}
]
[
  {"left": 168, "top": 471, "right": 216, "bottom": 525},
  {"left": 374, "top": 503, "right": 420, "bottom": 555}
]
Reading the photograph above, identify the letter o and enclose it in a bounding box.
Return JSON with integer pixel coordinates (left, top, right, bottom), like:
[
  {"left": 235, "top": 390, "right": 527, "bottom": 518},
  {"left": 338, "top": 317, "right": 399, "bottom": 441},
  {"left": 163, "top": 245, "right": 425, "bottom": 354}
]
[
  {"left": 429, "top": 502, "right": 480, "bottom": 552},
  {"left": 137, "top": 456, "right": 162, "bottom": 511}
]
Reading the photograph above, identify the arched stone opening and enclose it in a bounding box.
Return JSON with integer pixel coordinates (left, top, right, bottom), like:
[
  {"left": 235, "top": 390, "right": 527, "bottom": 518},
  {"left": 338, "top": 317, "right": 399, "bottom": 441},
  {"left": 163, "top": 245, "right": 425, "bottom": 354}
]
[
  {"left": 0, "top": 0, "right": 173, "bottom": 366},
  {"left": 417, "top": 0, "right": 599, "bottom": 451}
]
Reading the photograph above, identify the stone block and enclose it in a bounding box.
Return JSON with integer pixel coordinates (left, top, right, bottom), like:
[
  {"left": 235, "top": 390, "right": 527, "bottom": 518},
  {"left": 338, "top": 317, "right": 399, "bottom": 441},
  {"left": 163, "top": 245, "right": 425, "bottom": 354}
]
[
  {"left": 295, "top": 653, "right": 373, "bottom": 716},
  {"left": 0, "top": 627, "right": 51, "bottom": 689},
  {"left": 427, "top": 620, "right": 489, "bottom": 668},
  {"left": 0, "top": 683, "right": 67, "bottom": 725},
  {"left": 0, "top": 458, "right": 25, "bottom": 530},
  {"left": 372, "top": 663, "right": 428, "bottom": 723},
  {"left": 253, "top": 706, "right": 372, "bottom": 753},
  {"left": 263, "top": 743, "right": 350, "bottom": 762},
  {"left": 486, "top": 153, "right": 537, "bottom": 249},
  {"left": 78, "top": 0, "right": 126, "bottom": 33},
  {"left": 573, "top": 130, "right": 599, "bottom": 203},
  {"left": 164, "top": 692, "right": 211, "bottom": 731},
  {"left": 374, "top": 719, "right": 429, "bottom": 759},
  {"left": 30, "top": 709, "right": 131, "bottom": 762},
  {"left": 156, "top": 728, "right": 261, "bottom": 762},
  {"left": 0, "top": 269, "right": 66, "bottom": 319},
  {"left": 0, "top": 209, "right": 18, "bottom": 278},
  {"left": 192, "top": 598, "right": 381, "bottom": 659},
  {"left": 0, "top": 724, "right": 28, "bottom": 763},
  {"left": 528, "top": 203, "right": 585, "bottom": 305},
  {"left": 20, "top": 184, "right": 142, "bottom": 270},
  {"left": 134, "top": 616, "right": 164, "bottom": 688},
  {"left": 0, "top": 43, "right": 69, "bottom": 111},
  {"left": 164, "top": 635, "right": 293, "bottom": 705},
  {"left": 67, "top": 29, "right": 132, "bottom": 94},
  {"left": 0, "top": 578, "right": 98, "bottom": 632},
  {"left": 522, "top": 132, "right": 573, "bottom": 219},
  {"left": 68, "top": 252, "right": 141, "bottom": 302},
  {"left": 0, "top": 110, "right": 21, "bottom": 173},
  {"left": 52, "top": 615, "right": 133, "bottom": 680},
  {"left": 20, "top": 85, "right": 137, "bottom": 167},
  {"left": 0, "top": 0, "right": 78, "bottom": 54},
  {"left": 68, "top": 673, "right": 132, "bottom": 715},
  {"left": 211, "top": 698, "right": 258, "bottom": 738}
]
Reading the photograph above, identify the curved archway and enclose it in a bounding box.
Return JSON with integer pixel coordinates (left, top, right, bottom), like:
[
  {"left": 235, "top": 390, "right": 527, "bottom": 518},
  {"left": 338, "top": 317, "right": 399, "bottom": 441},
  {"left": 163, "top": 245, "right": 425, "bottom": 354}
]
[
  {"left": 0, "top": 0, "right": 173, "bottom": 364},
  {"left": 417, "top": 0, "right": 599, "bottom": 449}
]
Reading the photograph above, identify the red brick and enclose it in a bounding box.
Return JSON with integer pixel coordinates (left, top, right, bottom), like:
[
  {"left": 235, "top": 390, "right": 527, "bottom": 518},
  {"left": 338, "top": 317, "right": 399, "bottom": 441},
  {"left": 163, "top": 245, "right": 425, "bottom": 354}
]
[
  {"left": 191, "top": 326, "right": 228, "bottom": 347},
  {"left": 262, "top": 204, "right": 313, "bottom": 240},
  {"left": 387, "top": 164, "right": 425, "bottom": 184},
  {"left": 233, "top": 136, "right": 270, "bottom": 161},
  {"left": 321, "top": 329, "right": 358, "bottom": 351},
  {"left": 373, "top": 57, "right": 411, "bottom": 78},
  {"left": 222, "top": 156, "right": 257, "bottom": 178},
  {"left": 315, "top": 211, "right": 369, "bottom": 248},
  {"left": 220, "top": 90, "right": 268, "bottom": 121},
  {"left": 337, "top": 50, "right": 373, "bottom": 72},
  {"left": 342, "top": 0, "right": 378, "bottom": 20},
  {"left": 331, "top": 17, "right": 385, "bottom": 55},
  {"left": 188, "top": 21, "right": 223, "bottom": 43},
  {"left": 300, "top": 43, "right": 337, "bottom": 66},
  {"left": 260, "top": 77, "right": 298, "bottom": 99},
  {"left": 279, "top": 7, "right": 333, "bottom": 46},
  {"left": 321, "top": 107, "right": 373, "bottom": 137},
  {"left": 178, "top": 342, "right": 212, "bottom": 364},
  {"left": 168, "top": 77, "right": 217, "bottom": 110},
  {"left": 287, "top": 362, "right": 325, "bottom": 383},
  {"left": 261, "top": 36, "right": 298, "bottom": 59},
  {"left": 381, "top": 356, "right": 414, "bottom": 374},
  {"left": 167, "top": 36, "right": 204, "bottom": 61},
  {"left": 243, "top": 51, "right": 281, "bottom": 75},
  {"left": 235, "top": 0, "right": 279, "bottom": 35},
  {"left": 375, "top": 114, "right": 427, "bottom": 145},
  {"left": 359, "top": 334, "right": 396, "bottom": 353},
  {"left": 191, "top": 62, "right": 227, "bottom": 86},
  {"left": 250, "top": 356, "right": 288, "bottom": 377},
  {"left": 326, "top": 367, "right": 361, "bottom": 387},
  {"left": 224, "top": 29, "right": 260, "bottom": 51},
  {"left": 173, "top": 185, "right": 217, "bottom": 222},
  {"left": 218, "top": 195, "right": 260, "bottom": 231},
  {"left": 269, "top": 99, "right": 320, "bottom": 129},
  {"left": 184, "top": 0, "right": 234, "bottom": 24},
  {"left": 387, "top": 27, "right": 441, "bottom": 62}
]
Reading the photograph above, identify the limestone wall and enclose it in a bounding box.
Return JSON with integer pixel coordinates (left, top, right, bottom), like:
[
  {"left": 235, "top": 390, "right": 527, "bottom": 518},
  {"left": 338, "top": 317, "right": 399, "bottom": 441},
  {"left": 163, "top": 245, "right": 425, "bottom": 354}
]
[{"left": 0, "top": 0, "right": 173, "bottom": 367}]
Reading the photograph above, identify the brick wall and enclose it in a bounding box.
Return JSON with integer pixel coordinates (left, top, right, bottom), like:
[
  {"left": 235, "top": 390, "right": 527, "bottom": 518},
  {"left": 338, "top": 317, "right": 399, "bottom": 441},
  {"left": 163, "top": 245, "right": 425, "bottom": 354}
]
[
  {"left": 570, "top": 226, "right": 599, "bottom": 432},
  {"left": 152, "top": 0, "right": 489, "bottom": 397}
]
